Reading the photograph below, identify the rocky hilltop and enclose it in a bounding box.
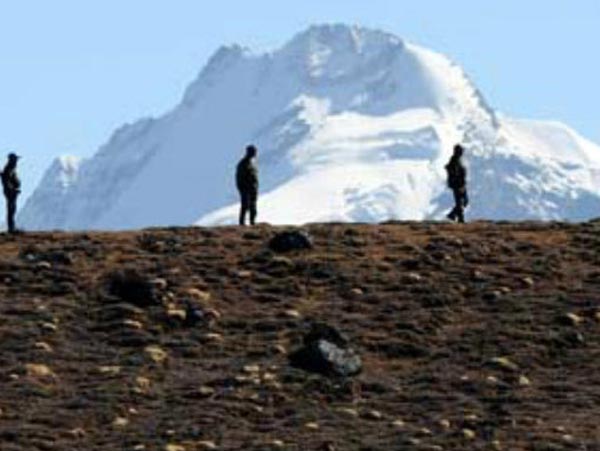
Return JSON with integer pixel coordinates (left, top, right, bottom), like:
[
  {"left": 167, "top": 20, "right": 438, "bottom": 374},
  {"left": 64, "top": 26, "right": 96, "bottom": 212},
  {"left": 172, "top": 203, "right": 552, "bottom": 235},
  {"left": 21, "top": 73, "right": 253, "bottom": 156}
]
[{"left": 0, "top": 222, "right": 599, "bottom": 450}]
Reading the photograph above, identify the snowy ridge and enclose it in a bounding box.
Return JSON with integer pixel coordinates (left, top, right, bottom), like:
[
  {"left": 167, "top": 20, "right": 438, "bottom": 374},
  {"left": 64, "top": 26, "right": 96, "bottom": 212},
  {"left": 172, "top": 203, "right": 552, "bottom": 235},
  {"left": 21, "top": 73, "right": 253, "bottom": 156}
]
[{"left": 19, "top": 24, "right": 600, "bottom": 230}]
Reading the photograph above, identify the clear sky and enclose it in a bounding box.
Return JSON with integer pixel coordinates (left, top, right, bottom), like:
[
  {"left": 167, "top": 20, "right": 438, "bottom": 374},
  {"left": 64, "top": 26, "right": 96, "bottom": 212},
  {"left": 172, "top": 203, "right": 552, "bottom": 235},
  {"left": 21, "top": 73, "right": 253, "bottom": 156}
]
[{"left": 0, "top": 0, "right": 598, "bottom": 200}]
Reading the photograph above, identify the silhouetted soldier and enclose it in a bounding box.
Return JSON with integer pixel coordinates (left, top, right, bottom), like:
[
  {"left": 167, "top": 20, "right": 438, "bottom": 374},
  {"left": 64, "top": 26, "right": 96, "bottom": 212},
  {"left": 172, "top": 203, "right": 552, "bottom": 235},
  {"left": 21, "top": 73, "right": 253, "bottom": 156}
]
[
  {"left": 1, "top": 153, "right": 21, "bottom": 234},
  {"left": 236, "top": 145, "right": 258, "bottom": 226},
  {"left": 445, "top": 144, "right": 468, "bottom": 223}
]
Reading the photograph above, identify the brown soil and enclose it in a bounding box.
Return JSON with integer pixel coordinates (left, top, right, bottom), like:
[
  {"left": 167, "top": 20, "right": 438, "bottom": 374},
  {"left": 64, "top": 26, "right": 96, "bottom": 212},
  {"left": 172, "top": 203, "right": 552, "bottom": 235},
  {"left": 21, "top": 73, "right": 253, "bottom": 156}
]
[{"left": 0, "top": 222, "right": 599, "bottom": 451}]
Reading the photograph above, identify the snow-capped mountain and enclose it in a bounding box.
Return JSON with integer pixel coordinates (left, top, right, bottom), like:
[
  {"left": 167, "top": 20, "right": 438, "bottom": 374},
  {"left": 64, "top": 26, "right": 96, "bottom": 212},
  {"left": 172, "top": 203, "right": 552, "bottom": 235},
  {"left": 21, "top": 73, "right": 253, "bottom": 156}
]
[{"left": 20, "top": 24, "right": 600, "bottom": 230}]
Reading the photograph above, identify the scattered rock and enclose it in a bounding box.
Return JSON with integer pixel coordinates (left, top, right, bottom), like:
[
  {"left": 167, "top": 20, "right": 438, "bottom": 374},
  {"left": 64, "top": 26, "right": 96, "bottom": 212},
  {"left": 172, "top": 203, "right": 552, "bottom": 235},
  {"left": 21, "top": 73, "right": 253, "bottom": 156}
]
[
  {"left": 391, "top": 419, "right": 406, "bottom": 429},
  {"left": 402, "top": 272, "right": 423, "bottom": 283},
  {"left": 112, "top": 416, "right": 129, "bottom": 428},
  {"left": 165, "top": 444, "right": 186, "bottom": 451},
  {"left": 197, "top": 386, "right": 215, "bottom": 398},
  {"left": 68, "top": 428, "right": 86, "bottom": 438},
  {"left": 34, "top": 342, "right": 53, "bottom": 352},
  {"left": 144, "top": 346, "right": 168, "bottom": 364},
  {"left": 187, "top": 288, "right": 212, "bottom": 303},
  {"left": 106, "top": 268, "right": 157, "bottom": 307},
  {"left": 289, "top": 323, "right": 362, "bottom": 378},
  {"left": 521, "top": 276, "right": 535, "bottom": 287},
  {"left": 36, "top": 261, "right": 52, "bottom": 270},
  {"left": 462, "top": 428, "right": 476, "bottom": 440},
  {"left": 98, "top": 366, "right": 121, "bottom": 376},
  {"left": 560, "top": 313, "right": 584, "bottom": 327},
  {"left": 304, "top": 422, "right": 320, "bottom": 430},
  {"left": 488, "top": 357, "right": 519, "bottom": 372},
  {"left": 337, "top": 407, "right": 359, "bottom": 418},
  {"left": 197, "top": 441, "right": 217, "bottom": 450},
  {"left": 363, "top": 410, "right": 383, "bottom": 420},
  {"left": 284, "top": 309, "right": 302, "bottom": 319},
  {"left": 135, "top": 377, "right": 151, "bottom": 393},
  {"left": 25, "top": 363, "right": 56, "bottom": 379},
  {"left": 439, "top": 419, "right": 451, "bottom": 429},
  {"left": 269, "top": 230, "right": 313, "bottom": 253},
  {"left": 150, "top": 278, "right": 168, "bottom": 290},
  {"left": 519, "top": 375, "right": 532, "bottom": 387}
]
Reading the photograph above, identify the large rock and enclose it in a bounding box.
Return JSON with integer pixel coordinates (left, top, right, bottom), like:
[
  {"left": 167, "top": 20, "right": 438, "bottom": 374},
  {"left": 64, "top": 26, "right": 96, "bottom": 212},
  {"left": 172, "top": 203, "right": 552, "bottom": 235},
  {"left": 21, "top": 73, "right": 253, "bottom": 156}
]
[
  {"left": 268, "top": 231, "right": 313, "bottom": 253},
  {"left": 289, "top": 323, "right": 362, "bottom": 378},
  {"left": 105, "top": 268, "right": 157, "bottom": 307}
]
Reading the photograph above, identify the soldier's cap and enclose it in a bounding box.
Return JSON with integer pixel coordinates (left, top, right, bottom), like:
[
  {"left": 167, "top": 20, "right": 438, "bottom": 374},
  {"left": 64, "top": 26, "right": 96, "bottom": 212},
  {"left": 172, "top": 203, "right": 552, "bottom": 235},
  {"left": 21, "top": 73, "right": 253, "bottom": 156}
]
[{"left": 8, "top": 153, "right": 20, "bottom": 161}]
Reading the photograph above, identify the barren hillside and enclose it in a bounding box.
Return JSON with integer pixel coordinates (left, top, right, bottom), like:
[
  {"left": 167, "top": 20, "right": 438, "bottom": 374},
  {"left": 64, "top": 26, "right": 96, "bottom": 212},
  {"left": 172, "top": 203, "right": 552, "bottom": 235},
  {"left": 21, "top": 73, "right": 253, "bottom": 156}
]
[{"left": 0, "top": 222, "right": 599, "bottom": 450}]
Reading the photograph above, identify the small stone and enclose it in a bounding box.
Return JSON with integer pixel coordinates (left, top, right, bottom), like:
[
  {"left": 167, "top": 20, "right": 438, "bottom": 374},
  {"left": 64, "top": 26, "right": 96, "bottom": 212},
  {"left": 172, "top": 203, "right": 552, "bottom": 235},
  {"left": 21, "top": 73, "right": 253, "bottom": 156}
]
[
  {"left": 268, "top": 440, "right": 285, "bottom": 448},
  {"left": 273, "top": 344, "right": 287, "bottom": 354},
  {"left": 237, "top": 270, "right": 253, "bottom": 279},
  {"left": 488, "top": 357, "right": 519, "bottom": 372},
  {"left": 133, "top": 445, "right": 146, "bottom": 451},
  {"left": 462, "top": 428, "right": 476, "bottom": 440},
  {"left": 198, "top": 386, "right": 215, "bottom": 397},
  {"left": 304, "top": 422, "right": 319, "bottom": 430},
  {"left": 404, "top": 273, "right": 423, "bottom": 283},
  {"left": 34, "top": 342, "right": 53, "bottom": 352},
  {"left": 417, "top": 428, "right": 432, "bottom": 436},
  {"left": 521, "top": 277, "right": 535, "bottom": 287},
  {"left": 363, "top": 410, "right": 383, "bottom": 420},
  {"left": 167, "top": 309, "right": 187, "bottom": 321},
  {"left": 197, "top": 441, "right": 217, "bottom": 450},
  {"left": 595, "top": 311, "right": 600, "bottom": 323},
  {"left": 98, "top": 366, "right": 121, "bottom": 376},
  {"left": 40, "top": 322, "right": 58, "bottom": 332},
  {"left": 262, "top": 372, "right": 276, "bottom": 382},
  {"left": 518, "top": 375, "right": 531, "bottom": 387},
  {"left": 203, "top": 333, "right": 223, "bottom": 342},
  {"left": 25, "top": 363, "right": 56, "bottom": 379},
  {"left": 473, "top": 270, "right": 486, "bottom": 282},
  {"left": 350, "top": 288, "right": 364, "bottom": 297},
  {"left": 391, "top": 419, "right": 406, "bottom": 429},
  {"left": 491, "top": 440, "right": 502, "bottom": 450},
  {"left": 144, "top": 346, "right": 168, "bottom": 364},
  {"left": 68, "top": 428, "right": 86, "bottom": 438},
  {"left": 36, "top": 261, "right": 52, "bottom": 270},
  {"left": 187, "top": 288, "right": 212, "bottom": 303},
  {"left": 135, "top": 376, "right": 151, "bottom": 392},
  {"left": 562, "top": 434, "right": 575, "bottom": 444},
  {"left": 243, "top": 365, "right": 260, "bottom": 374},
  {"left": 123, "top": 319, "right": 144, "bottom": 330},
  {"left": 151, "top": 278, "right": 168, "bottom": 290},
  {"left": 486, "top": 375, "right": 500, "bottom": 385},
  {"left": 113, "top": 416, "right": 129, "bottom": 428},
  {"left": 284, "top": 309, "right": 301, "bottom": 319},
  {"left": 165, "top": 444, "right": 186, "bottom": 451},
  {"left": 563, "top": 313, "right": 584, "bottom": 326},
  {"left": 439, "top": 419, "right": 451, "bottom": 429}
]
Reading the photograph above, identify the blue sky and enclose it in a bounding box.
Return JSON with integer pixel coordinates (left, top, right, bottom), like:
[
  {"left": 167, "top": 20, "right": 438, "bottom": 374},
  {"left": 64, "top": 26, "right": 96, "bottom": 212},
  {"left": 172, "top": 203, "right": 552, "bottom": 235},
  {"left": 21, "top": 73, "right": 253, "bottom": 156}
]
[{"left": 0, "top": 1, "right": 598, "bottom": 200}]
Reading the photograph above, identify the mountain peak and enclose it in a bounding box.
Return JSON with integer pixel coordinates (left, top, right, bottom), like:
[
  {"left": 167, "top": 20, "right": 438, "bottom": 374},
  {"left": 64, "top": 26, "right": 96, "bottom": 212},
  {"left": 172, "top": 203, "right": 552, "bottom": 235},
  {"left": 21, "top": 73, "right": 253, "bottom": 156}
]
[{"left": 19, "top": 25, "right": 600, "bottom": 230}]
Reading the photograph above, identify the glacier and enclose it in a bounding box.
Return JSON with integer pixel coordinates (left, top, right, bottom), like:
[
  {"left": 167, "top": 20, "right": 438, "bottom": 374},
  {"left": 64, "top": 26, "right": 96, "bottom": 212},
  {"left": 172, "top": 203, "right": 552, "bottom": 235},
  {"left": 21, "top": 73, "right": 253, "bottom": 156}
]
[{"left": 19, "top": 24, "right": 600, "bottom": 230}]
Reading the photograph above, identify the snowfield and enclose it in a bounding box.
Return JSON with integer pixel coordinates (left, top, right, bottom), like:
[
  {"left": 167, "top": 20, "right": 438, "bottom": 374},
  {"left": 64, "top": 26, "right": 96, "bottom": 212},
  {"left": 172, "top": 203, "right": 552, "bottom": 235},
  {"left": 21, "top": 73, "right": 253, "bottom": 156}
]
[{"left": 19, "top": 24, "right": 600, "bottom": 230}]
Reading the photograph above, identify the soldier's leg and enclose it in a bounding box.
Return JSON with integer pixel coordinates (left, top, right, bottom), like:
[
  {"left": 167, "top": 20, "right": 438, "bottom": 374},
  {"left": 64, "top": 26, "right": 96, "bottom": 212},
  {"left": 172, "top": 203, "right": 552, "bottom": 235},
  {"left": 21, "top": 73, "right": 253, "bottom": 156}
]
[
  {"left": 7, "top": 196, "right": 16, "bottom": 233},
  {"left": 239, "top": 191, "right": 248, "bottom": 226},
  {"left": 456, "top": 190, "right": 465, "bottom": 224},
  {"left": 249, "top": 191, "right": 257, "bottom": 226}
]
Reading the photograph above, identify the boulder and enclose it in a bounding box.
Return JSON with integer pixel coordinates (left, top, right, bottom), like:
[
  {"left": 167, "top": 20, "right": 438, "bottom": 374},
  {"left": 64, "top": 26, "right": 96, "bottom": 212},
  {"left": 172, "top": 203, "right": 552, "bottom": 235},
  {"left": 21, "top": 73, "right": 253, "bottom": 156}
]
[
  {"left": 289, "top": 323, "right": 362, "bottom": 378},
  {"left": 105, "top": 268, "right": 157, "bottom": 307},
  {"left": 268, "top": 230, "right": 313, "bottom": 253}
]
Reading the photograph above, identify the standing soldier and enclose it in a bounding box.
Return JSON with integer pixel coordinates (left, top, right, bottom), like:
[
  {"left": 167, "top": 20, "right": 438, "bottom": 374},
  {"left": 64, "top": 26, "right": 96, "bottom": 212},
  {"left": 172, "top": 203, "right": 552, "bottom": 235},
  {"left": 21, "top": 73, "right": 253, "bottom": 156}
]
[
  {"left": 445, "top": 144, "right": 468, "bottom": 223},
  {"left": 236, "top": 145, "right": 258, "bottom": 226},
  {"left": 1, "top": 153, "right": 21, "bottom": 234}
]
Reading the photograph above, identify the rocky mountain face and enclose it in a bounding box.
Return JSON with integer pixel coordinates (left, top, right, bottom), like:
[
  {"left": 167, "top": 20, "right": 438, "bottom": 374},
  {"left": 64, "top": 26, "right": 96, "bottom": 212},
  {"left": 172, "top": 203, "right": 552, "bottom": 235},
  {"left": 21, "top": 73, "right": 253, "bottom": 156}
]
[{"left": 19, "top": 25, "right": 600, "bottom": 230}]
